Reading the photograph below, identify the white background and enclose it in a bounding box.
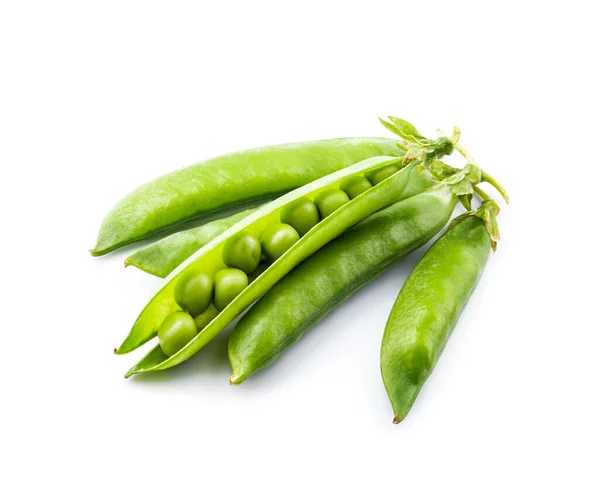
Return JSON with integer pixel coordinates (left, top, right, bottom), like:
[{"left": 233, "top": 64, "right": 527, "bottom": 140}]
[{"left": 1, "top": 1, "right": 598, "bottom": 491}]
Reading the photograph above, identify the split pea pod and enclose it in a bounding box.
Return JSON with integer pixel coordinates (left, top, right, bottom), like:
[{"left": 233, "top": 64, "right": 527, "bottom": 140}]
[
  {"left": 92, "top": 138, "right": 402, "bottom": 255},
  {"left": 124, "top": 207, "right": 260, "bottom": 278},
  {"left": 380, "top": 205, "right": 497, "bottom": 423},
  {"left": 228, "top": 186, "right": 458, "bottom": 384},
  {"left": 117, "top": 155, "right": 414, "bottom": 376},
  {"left": 125, "top": 168, "right": 436, "bottom": 278}
]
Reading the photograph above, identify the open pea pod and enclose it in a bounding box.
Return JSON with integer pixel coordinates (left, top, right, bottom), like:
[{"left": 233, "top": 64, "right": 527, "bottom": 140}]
[{"left": 118, "top": 155, "right": 414, "bottom": 376}]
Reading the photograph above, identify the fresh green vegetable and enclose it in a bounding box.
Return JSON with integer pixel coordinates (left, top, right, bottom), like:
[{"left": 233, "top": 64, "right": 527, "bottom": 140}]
[
  {"left": 260, "top": 224, "right": 300, "bottom": 261},
  {"left": 340, "top": 175, "right": 373, "bottom": 199},
  {"left": 214, "top": 268, "right": 249, "bottom": 311},
  {"left": 118, "top": 155, "right": 419, "bottom": 377},
  {"left": 173, "top": 269, "right": 213, "bottom": 317},
  {"left": 92, "top": 138, "right": 403, "bottom": 255},
  {"left": 280, "top": 197, "right": 320, "bottom": 237},
  {"left": 314, "top": 188, "right": 351, "bottom": 218},
  {"left": 380, "top": 201, "right": 499, "bottom": 423},
  {"left": 157, "top": 312, "right": 197, "bottom": 357},
  {"left": 125, "top": 208, "right": 259, "bottom": 278},
  {"left": 222, "top": 232, "right": 262, "bottom": 274},
  {"left": 367, "top": 164, "right": 401, "bottom": 185},
  {"left": 228, "top": 187, "right": 458, "bottom": 384}
]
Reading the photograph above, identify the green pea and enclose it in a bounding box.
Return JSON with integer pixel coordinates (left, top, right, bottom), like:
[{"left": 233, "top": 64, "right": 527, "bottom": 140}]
[
  {"left": 157, "top": 311, "right": 197, "bottom": 357},
  {"left": 214, "top": 268, "right": 249, "bottom": 311},
  {"left": 314, "top": 188, "right": 350, "bottom": 218},
  {"left": 260, "top": 223, "right": 300, "bottom": 261},
  {"left": 366, "top": 164, "right": 401, "bottom": 185},
  {"left": 280, "top": 197, "right": 320, "bottom": 237},
  {"left": 222, "top": 232, "right": 261, "bottom": 274},
  {"left": 340, "top": 175, "right": 373, "bottom": 199},
  {"left": 174, "top": 269, "right": 213, "bottom": 316}
]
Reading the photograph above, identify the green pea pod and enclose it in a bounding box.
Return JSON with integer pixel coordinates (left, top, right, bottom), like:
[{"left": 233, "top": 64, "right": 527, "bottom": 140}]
[
  {"left": 380, "top": 210, "right": 495, "bottom": 424},
  {"left": 228, "top": 187, "right": 457, "bottom": 384},
  {"left": 118, "top": 155, "right": 414, "bottom": 376},
  {"left": 124, "top": 207, "right": 261, "bottom": 278},
  {"left": 92, "top": 138, "right": 402, "bottom": 256},
  {"left": 124, "top": 168, "right": 436, "bottom": 278}
]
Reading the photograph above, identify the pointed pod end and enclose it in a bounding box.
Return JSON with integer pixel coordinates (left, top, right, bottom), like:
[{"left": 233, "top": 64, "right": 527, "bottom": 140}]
[
  {"left": 392, "top": 414, "right": 405, "bottom": 424},
  {"left": 229, "top": 374, "right": 244, "bottom": 385}
]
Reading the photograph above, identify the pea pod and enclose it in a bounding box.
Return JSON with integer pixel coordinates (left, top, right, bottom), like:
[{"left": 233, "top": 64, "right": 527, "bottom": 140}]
[
  {"left": 92, "top": 137, "right": 402, "bottom": 255},
  {"left": 228, "top": 187, "right": 458, "bottom": 384},
  {"left": 118, "top": 155, "right": 414, "bottom": 376},
  {"left": 124, "top": 168, "right": 436, "bottom": 278},
  {"left": 380, "top": 203, "right": 498, "bottom": 423},
  {"left": 124, "top": 207, "right": 260, "bottom": 278}
]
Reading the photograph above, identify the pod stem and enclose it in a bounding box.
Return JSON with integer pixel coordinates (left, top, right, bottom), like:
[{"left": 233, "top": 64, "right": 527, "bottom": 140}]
[
  {"left": 473, "top": 185, "right": 492, "bottom": 202},
  {"left": 453, "top": 141, "right": 510, "bottom": 204}
]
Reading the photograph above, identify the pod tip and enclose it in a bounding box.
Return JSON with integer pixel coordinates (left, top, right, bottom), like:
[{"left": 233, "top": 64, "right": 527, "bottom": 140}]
[
  {"left": 392, "top": 414, "right": 404, "bottom": 424},
  {"left": 229, "top": 374, "right": 242, "bottom": 385}
]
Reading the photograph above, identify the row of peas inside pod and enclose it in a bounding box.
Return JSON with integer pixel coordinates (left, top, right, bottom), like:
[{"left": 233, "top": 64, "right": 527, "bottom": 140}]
[{"left": 156, "top": 163, "right": 403, "bottom": 356}]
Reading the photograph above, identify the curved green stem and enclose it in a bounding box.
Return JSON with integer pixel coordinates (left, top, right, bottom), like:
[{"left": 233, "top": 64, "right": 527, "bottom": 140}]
[
  {"left": 473, "top": 185, "right": 492, "bottom": 202},
  {"left": 481, "top": 170, "right": 510, "bottom": 204},
  {"left": 454, "top": 142, "right": 510, "bottom": 204},
  {"left": 453, "top": 141, "right": 476, "bottom": 163}
]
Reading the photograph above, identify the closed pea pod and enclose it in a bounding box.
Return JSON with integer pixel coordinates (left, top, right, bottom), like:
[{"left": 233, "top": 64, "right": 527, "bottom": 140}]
[
  {"left": 228, "top": 186, "right": 459, "bottom": 384},
  {"left": 380, "top": 201, "right": 500, "bottom": 423},
  {"left": 117, "top": 154, "right": 427, "bottom": 376},
  {"left": 91, "top": 137, "right": 403, "bottom": 255}
]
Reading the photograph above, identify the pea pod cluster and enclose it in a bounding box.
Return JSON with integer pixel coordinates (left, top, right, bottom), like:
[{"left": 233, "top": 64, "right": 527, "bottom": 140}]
[
  {"left": 94, "top": 116, "right": 508, "bottom": 423},
  {"left": 119, "top": 155, "right": 416, "bottom": 376}
]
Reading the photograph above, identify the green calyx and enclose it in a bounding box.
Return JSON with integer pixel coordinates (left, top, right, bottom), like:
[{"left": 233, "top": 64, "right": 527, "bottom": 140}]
[
  {"left": 450, "top": 200, "right": 501, "bottom": 251},
  {"left": 427, "top": 163, "right": 482, "bottom": 201},
  {"left": 379, "top": 116, "right": 460, "bottom": 168}
]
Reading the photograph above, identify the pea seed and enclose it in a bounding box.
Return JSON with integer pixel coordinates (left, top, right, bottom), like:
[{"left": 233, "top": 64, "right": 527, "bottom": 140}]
[
  {"left": 340, "top": 175, "right": 373, "bottom": 199},
  {"left": 222, "top": 232, "right": 261, "bottom": 274},
  {"left": 366, "top": 164, "right": 401, "bottom": 185},
  {"left": 158, "top": 311, "right": 197, "bottom": 357},
  {"left": 314, "top": 188, "right": 350, "bottom": 218},
  {"left": 280, "top": 197, "right": 320, "bottom": 237},
  {"left": 174, "top": 269, "right": 213, "bottom": 316},
  {"left": 260, "top": 223, "right": 300, "bottom": 261},
  {"left": 214, "top": 268, "right": 249, "bottom": 311}
]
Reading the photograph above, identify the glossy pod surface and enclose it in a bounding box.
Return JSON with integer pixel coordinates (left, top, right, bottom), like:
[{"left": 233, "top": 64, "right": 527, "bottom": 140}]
[
  {"left": 380, "top": 215, "right": 492, "bottom": 423},
  {"left": 124, "top": 168, "right": 435, "bottom": 278},
  {"left": 92, "top": 138, "right": 402, "bottom": 255},
  {"left": 125, "top": 208, "right": 259, "bottom": 278},
  {"left": 118, "top": 156, "right": 414, "bottom": 376},
  {"left": 228, "top": 187, "right": 457, "bottom": 384}
]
